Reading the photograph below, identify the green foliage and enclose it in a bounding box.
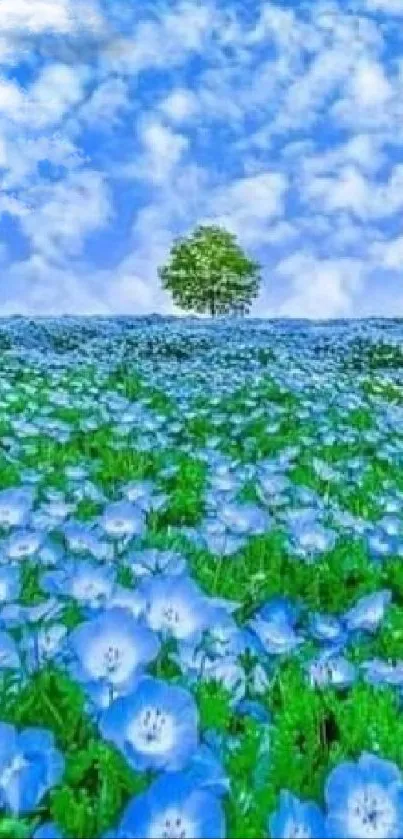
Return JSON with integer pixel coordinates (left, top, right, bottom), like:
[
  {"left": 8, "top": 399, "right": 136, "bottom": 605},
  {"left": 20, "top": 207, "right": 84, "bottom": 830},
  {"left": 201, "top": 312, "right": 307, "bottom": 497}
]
[
  {"left": 50, "top": 740, "right": 149, "bottom": 838},
  {"left": 158, "top": 225, "right": 261, "bottom": 317}
]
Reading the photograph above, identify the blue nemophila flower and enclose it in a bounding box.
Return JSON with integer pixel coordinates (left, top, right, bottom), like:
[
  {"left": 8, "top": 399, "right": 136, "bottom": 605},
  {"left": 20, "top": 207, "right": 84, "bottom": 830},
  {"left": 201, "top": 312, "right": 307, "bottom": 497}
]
[
  {"left": 185, "top": 744, "right": 229, "bottom": 797},
  {"left": 269, "top": 790, "right": 327, "bottom": 839},
  {"left": 258, "top": 596, "right": 300, "bottom": 627},
  {"left": 256, "top": 471, "right": 291, "bottom": 506},
  {"left": 64, "top": 464, "right": 89, "bottom": 483},
  {"left": 1, "top": 598, "right": 62, "bottom": 630},
  {"left": 307, "top": 650, "right": 357, "bottom": 691},
  {"left": 3, "top": 529, "right": 43, "bottom": 562},
  {"left": 0, "top": 488, "right": 33, "bottom": 529},
  {"left": 34, "top": 498, "right": 75, "bottom": 529},
  {"left": 367, "top": 527, "right": 395, "bottom": 562},
  {"left": 288, "top": 519, "right": 337, "bottom": 562},
  {"left": 0, "top": 630, "right": 20, "bottom": 670},
  {"left": 325, "top": 752, "right": 403, "bottom": 838},
  {"left": 122, "top": 480, "right": 167, "bottom": 512},
  {"left": 62, "top": 521, "right": 112, "bottom": 560},
  {"left": 99, "top": 500, "right": 146, "bottom": 540},
  {"left": 68, "top": 607, "right": 159, "bottom": 696},
  {"left": 343, "top": 590, "right": 392, "bottom": 634},
  {"left": 99, "top": 677, "right": 198, "bottom": 772},
  {"left": 126, "top": 548, "right": 187, "bottom": 578},
  {"left": 178, "top": 610, "right": 245, "bottom": 667},
  {"left": 37, "top": 541, "right": 65, "bottom": 568},
  {"left": 217, "top": 501, "right": 270, "bottom": 536},
  {"left": 138, "top": 574, "right": 215, "bottom": 640},
  {"left": 250, "top": 615, "right": 304, "bottom": 656},
  {"left": 22, "top": 624, "right": 68, "bottom": 672},
  {"left": 209, "top": 470, "right": 240, "bottom": 494},
  {"left": 41, "top": 559, "right": 116, "bottom": 611},
  {"left": 106, "top": 585, "right": 144, "bottom": 619},
  {"left": 378, "top": 515, "right": 402, "bottom": 539},
  {"left": 115, "top": 772, "right": 225, "bottom": 839},
  {"left": 309, "top": 613, "right": 347, "bottom": 648},
  {"left": 360, "top": 659, "right": 403, "bottom": 688},
  {"left": 0, "top": 724, "right": 64, "bottom": 815},
  {"left": 200, "top": 526, "right": 247, "bottom": 557},
  {"left": 0, "top": 566, "right": 20, "bottom": 604},
  {"left": 249, "top": 599, "right": 303, "bottom": 657}
]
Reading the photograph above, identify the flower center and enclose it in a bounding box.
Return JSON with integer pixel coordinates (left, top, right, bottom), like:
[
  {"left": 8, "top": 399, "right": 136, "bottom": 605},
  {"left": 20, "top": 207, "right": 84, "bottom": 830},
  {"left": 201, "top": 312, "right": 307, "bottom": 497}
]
[
  {"left": 103, "top": 645, "right": 121, "bottom": 672},
  {"left": 349, "top": 785, "right": 396, "bottom": 838},
  {"left": 285, "top": 820, "right": 312, "bottom": 839},
  {"left": 150, "top": 808, "right": 194, "bottom": 839},
  {"left": 128, "top": 705, "right": 174, "bottom": 754}
]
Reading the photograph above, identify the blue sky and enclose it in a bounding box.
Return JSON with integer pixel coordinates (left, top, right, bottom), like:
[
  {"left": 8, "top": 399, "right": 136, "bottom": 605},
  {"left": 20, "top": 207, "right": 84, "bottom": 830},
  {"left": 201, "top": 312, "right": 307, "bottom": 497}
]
[{"left": 1, "top": 0, "right": 403, "bottom": 317}]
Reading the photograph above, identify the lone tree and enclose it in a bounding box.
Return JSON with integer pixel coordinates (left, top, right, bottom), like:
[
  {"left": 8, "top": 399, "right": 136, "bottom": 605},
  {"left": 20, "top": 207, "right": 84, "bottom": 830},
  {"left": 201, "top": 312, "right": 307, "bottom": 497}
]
[{"left": 158, "top": 224, "right": 261, "bottom": 317}]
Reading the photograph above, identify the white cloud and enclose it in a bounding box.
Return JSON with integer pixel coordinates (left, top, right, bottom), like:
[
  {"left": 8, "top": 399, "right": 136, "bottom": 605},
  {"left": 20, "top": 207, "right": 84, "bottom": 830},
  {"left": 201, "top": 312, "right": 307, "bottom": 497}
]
[
  {"left": 102, "top": 0, "right": 213, "bottom": 75},
  {"left": 275, "top": 252, "right": 366, "bottom": 318},
  {"left": 348, "top": 58, "right": 392, "bottom": 107},
  {"left": 158, "top": 88, "right": 199, "bottom": 124},
  {"left": 202, "top": 172, "right": 288, "bottom": 245},
  {"left": 120, "top": 118, "right": 189, "bottom": 186},
  {"left": 364, "top": 0, "right": 403, "bottom": 14},
  {"left": 0, "top": 0, "right": 103, "bottom": 36},
  {"left": 371, "top": 236, "right": 403, "bottom": 269},
  {"left": 18, "top": 170, "right": 112, "bottom": 259},
  {"left": 0, "top": 78, "right": 25, "bottom": 115}
]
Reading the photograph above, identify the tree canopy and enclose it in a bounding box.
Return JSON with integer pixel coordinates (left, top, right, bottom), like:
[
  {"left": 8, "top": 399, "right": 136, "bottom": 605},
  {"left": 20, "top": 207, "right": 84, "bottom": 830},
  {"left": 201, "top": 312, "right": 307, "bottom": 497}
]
[{"left": 158, "top": 224, "right": 262, "bottom": 317}]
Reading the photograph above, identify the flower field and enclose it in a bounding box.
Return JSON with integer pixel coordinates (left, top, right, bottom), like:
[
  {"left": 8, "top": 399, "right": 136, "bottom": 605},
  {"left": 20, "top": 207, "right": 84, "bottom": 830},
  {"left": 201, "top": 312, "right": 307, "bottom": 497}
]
[{"left": 0, "top": 315, "right": 402, "bottom": 838}]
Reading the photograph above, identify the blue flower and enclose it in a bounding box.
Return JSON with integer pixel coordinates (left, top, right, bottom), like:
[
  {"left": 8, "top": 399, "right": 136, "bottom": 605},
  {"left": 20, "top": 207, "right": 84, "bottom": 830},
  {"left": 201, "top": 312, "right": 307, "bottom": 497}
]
[
  {"left": 41, "top": 559, "right": 116, "bottom": 612},
  {"left": 99, "top": 676, "right": 199, "bottom": 772},
  {"left": 361, "top": 659, "right": 403, "bottom": 688},
  {"left": 99, "top": 500, "right": 146, "bottom": 541},
  {"left": 115, "top": 772, "right": 225, "bottom": 838},
  {"left": 62, "top": 521, "right": 112, "bottom": 561},
  {"left": 217, "top": 501, "right": 270, "bottom": 536},
  {"left": 258, "top": 596, "right": 300, "bottom": 627},
  {"left": 269, "top": 790, "right": 327, "bottom": 838},
  {"left": 0, "top": 567, "right": 20, "bottom": 604},
  {"left": 22, "top": 624, "right": 68, "bottom": 673},
  {"left": 126, "top": 548, "right": 187, "bottom": 578},
  {"left": 138, "top": 574, "right": 215, "bottom": 640},
  {"left": 199, "top": 523, "right": 247, "bottom": 556},
  {"left": 184, "top": 744, "right": 229, "bottom": 797},
  {"left": 325, "top": 752, "right": 403, "bottom": 838},
  {"left": 0, "top": 724, "right": 64, "bottom": 815},
  {"left": 0, "top": 631, "right": 20, "bottom": 670},
  {"left": 309, "top": 613, "right": 346, "bottom": 648},
  {"left": 122, "top": 480, "right": 167, "bottom": 512},
  {"left": 367, "top": 528, "right": 395, "bottom": 562},
  {"left": 343, "top": 590, "right": 392, "bottom": 634},
  {"left": 0, "top": 488, "right": 33, "bottom": 529},
  {"left": 4, "top": 530, "right": 43, "bottom": 562},
  {"left": 307, "top": 650, "right": 356, "bottom": 691},
  {"left": 67, "top": 607, "right": 159, "bottom": 697},
  {"left": 249, "top": 608, "right": 304, "bottom": 656},
  {"left": 288, "top": 519, "right": 336, "bottom": 562}
]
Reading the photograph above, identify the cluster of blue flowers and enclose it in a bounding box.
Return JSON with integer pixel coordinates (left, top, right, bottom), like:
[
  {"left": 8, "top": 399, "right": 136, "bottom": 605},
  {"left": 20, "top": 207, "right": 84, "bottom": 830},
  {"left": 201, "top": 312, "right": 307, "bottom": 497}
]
[{"left": 0, "top": 317, "right": 401, "bottom": 837}]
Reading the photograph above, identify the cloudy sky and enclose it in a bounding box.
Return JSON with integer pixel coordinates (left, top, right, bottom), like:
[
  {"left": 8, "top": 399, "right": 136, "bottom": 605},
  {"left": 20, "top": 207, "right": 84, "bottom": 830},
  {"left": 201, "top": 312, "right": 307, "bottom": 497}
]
[{"left": 0, "top": 0, "right": 403, "bottom": 318}]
